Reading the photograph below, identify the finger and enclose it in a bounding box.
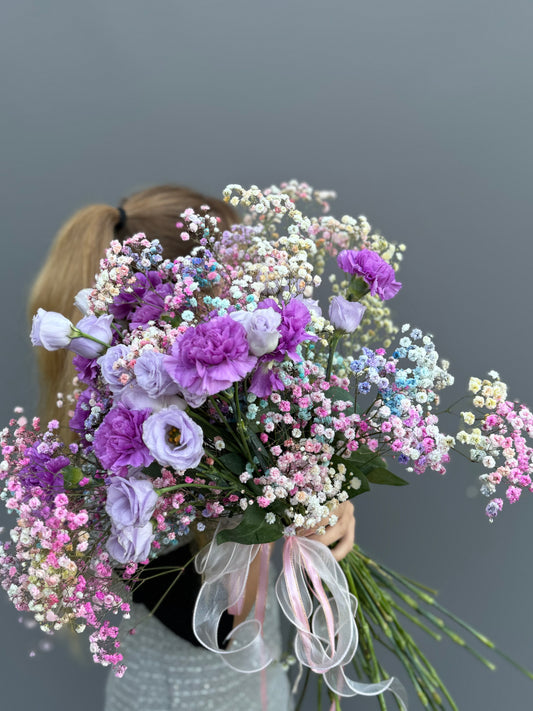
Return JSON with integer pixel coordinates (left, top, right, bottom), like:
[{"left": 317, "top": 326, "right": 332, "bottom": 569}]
[{"left": 330, "top": 515, "right": 356, "bottom": 561}]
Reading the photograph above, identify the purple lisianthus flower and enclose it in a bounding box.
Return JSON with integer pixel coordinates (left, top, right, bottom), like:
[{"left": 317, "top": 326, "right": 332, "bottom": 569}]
[
  {"left": 106, "top": 522, "right": 154, "bottom": 564},
  {"left": 329, "top": 296, "right": 366, "bottom": 333},
  {"left": 230, "top": 306, "right": 281, "bottom": 357},
  {"left": 69, "top": 314, "right": 114, "bottom": 359},
  {"left": 142, "top": 406, "right": 204, "bottom": 470},
  {"left": 93, "top": 404, "right": 153, "bottom": 474},
  {"left": 258, "top": 298, "right": 317, "bottom": 362},
  {"left": 105, "top": 475, "right": 158, "bottom": 529},
  {"left": 249, "top": 362, "right": 286, "bottom": 398},
  {"left": 134, "top": 351, "right": 181, "bottom": 398},
  {"left": 164, "top": 316, "right": 257, "bottom": 397},
  {"left": 30, "top": 309, "right": 75, "bottom": 350},
  {"left": 337, "top": 249, "right": 402, "bottom": 301},
  {"left": 98, "top": 344, "right": 131, "bottom": 394}
]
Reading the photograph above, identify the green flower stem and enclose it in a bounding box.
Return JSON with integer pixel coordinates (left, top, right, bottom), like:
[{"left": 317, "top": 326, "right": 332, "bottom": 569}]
[
  {"left": 390, "top": 599, "right": 442, "bottom": 642},
  {"left": 345, "top": 550, "right": 459, "bottom": 710},
  {"left": 154, "top": 482, "right": 233, "bottom": 496},
  {"left": 294, "top": 667, "right": 311, "bottom": 711},
  {"left": 232, "top": 383, "right": 254, "bottom": 464},
  {"left": 71, "top": 328, "right": 110, "bottom": 351},
  {"left": 326, "top": 332, "right": 342, "bottom": 381}
]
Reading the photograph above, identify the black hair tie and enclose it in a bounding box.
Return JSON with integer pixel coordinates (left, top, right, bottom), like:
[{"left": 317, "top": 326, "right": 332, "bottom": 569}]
[{"left": 114, "top": 206, "right": 127, "bottom": 234}]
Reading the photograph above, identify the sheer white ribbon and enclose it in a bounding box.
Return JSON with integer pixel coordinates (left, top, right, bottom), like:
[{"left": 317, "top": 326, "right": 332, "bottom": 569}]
[
  {"left": 192, "top": 531, "right": 408, "bottom": 708},
  {"left": 192, "top": 535, "right": 273, "bottom": 672}
]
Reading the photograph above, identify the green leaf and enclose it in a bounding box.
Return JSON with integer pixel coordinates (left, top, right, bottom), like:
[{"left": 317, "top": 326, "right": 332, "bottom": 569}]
[
  {"left": 143, "top": 461, "right": 163, "bottom": 479},
  {"left": 326, "top": 386, "right": 354, "bottom": 412},
  {"left": 216, "top": 504, "right": 283, "bottom": 545},
  {"left": 365, "top": 467, "right": 409, "bottom": 486},
  {"left": 61, "top": 465, "right": 83, "bottom": 487},
  {"left": 218, "top": 452, "right": 247, "bottom": 476}
]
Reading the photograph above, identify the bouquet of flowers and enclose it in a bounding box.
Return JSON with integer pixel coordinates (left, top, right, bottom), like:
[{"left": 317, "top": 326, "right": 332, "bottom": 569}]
[{"left": 1, "top": 181, "right": 532, "bottom": 710}]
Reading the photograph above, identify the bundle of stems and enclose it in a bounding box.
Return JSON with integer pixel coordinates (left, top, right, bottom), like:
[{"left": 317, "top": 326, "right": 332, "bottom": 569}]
[{"left": 329, "top": 545, "right": 533, "bottom": 710}]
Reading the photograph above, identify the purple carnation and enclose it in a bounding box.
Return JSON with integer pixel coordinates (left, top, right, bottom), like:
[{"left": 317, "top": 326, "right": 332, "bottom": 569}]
[
  {"left": 249, "top": 363, "right": 286, "bottom": 398},
  {"left": 105, "top": 475, "right": 158, "bottom": 529},
  {"left": 72, "top": 354, "right": 100, "bottom": 386},
  {"left": 109, "top": 271, "right": 173, "bottom": 329},
  {"left": 258, "top": 298, "right": 317, "bottom": 361},
  {"left": 337, "top": 249, "right": 402, "bottom": 301},
  {"left": 69, "top": 388, "right": 95, "bottom": 436},
  {"left": 18, "top": 444, "right": 68, "bottom": 505},
  {"left": 129, "top": 284, "right": 173, "bottom": 329},
  {"left": 142, "top": 406, "right": 204, "bottom": 470},
  {"left": 93, "top": 404, "right": 153, "bottom": 474},
  {"left": 106, "top": 522, "right": 154, "bottom": 564},
  {"left": 164, "top": 316, "right": 257, "bottom": 397}
]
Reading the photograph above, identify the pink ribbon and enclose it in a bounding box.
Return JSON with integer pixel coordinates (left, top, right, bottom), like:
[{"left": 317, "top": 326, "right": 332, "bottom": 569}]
[{"left": 277, "top": 536, "right": 407, "bottom": 706}]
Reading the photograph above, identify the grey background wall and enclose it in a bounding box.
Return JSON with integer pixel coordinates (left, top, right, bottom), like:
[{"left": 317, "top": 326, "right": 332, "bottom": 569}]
[{"left": 1, "top": 1, "right": 532, "bottom": 709}]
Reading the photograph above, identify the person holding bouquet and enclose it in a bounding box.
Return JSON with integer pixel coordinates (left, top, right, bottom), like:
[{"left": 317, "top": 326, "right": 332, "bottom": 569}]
[{"left": 27, "top": 183, "right": 356, "bottom": 711}]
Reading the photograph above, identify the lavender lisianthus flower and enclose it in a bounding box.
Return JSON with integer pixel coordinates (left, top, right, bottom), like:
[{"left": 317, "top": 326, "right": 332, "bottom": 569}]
[
  {"left": 134, "top": 351, "right": 181, "bottom": 398},
  {"left": 74, "top": 288, "right": 93, "bottom": 316},
  {"left": 296, "top": 295, "right": 322, "bottom": 318},
  {"left": 105, "top": 475, "right": 158, "bottom": 529},
  {"left": 164, "top": 316, "right": 257, "bottom": 397},
  {"left": 30, "top": 309, "right": 75, "bottom": 350},
  {"left": 142, "top": 406, "right": 204, "bottom": 470},
  {"left": 69, "top": 314, "right": 114, "bottom": 359},
  {"left": 98, "top": 344, "right": 131, "bottom": 394},
  {"left": 106, "top": 522, "right": 154, "bottom": 564},
  {"left": 329, "top": 296, "right": 366, "bottom": 333},
  {"left": 230, "top": 306, "right": 281, "bottom": 357},
  {"left": 337, "top": 249, "right": 402, "bottom": 301},
  {"left": 93, "top": 404, "right": 153, "bottom": 474},
  {"left": 118, "top": 384, "right": 187, "bottom": 413},
  {"left": 249, "top": 362, "right": 286, "bottom": 398}
]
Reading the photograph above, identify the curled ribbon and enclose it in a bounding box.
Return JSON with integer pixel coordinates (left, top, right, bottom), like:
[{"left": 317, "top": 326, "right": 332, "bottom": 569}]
[
  {"left": 192, "top": 534, "right": 273, "bottom": 673},
  {"left": 193, "top": 532, "right": 408, "bottom": 709},
  {"left": 277, "top": 536, "right": 407, "bottom": 707}
]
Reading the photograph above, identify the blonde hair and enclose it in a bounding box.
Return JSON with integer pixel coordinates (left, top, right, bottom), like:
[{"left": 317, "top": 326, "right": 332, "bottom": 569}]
[{"left": 29, "top": 184, "right": 238, "bottom": 431}]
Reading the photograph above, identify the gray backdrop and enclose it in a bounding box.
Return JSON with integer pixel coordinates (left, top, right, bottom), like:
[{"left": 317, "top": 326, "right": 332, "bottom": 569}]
[{"left": 1, "top": 1, "right": 532, "bottom": 709}]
